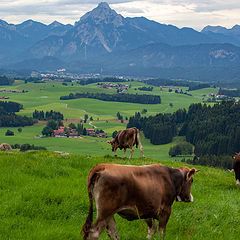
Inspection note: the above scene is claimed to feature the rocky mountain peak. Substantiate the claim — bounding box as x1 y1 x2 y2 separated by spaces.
49 21 63 28
77 2 124 26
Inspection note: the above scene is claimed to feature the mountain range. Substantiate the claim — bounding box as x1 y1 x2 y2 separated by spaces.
1 2 240 81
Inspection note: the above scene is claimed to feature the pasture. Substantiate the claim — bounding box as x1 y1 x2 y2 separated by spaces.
0 151 240 240
0 80 218 157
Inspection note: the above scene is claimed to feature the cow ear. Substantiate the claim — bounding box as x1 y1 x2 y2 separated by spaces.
107 141 111 144
187 168 196 180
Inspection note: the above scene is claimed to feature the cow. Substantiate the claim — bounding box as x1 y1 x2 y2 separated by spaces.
81 163 198 240
0 143 12 151
107 127 144 159
231 153 240 185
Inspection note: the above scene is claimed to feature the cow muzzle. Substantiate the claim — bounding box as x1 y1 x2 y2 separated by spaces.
176 194 194 202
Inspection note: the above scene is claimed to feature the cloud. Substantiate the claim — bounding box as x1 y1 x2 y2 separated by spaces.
0 0 239 30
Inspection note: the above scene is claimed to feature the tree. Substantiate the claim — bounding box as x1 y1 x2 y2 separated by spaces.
68 123 76 129
112 130 118 138
84 114 88 123
5 130 14 136
42 126 53 136
169 142 194 157
46 120 58 130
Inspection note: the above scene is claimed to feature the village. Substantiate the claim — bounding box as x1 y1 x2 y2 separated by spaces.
0 89 25 99
97 82 129 93
53 126 107 138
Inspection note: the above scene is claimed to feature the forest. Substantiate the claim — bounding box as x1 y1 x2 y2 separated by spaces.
218 89 240 97
0 76 14 85
77 77 128 85
144 78 211 90
0 101 36 127
0 101 23 112
60 92 161 104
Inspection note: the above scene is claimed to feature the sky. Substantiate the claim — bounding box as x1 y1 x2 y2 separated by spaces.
0 0 240 31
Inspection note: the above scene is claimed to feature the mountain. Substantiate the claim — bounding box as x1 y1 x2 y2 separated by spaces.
25 2 228 61
15 20 72 44
1 2 240 81
201 25 240 46
0 20 29 62
0 19 72 64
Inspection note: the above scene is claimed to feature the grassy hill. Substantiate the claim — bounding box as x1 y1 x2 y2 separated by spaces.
1 151 239 240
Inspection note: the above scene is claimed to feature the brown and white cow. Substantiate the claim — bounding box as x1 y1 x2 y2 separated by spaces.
107 127 144 159
81 163 198 240
231 153 240 185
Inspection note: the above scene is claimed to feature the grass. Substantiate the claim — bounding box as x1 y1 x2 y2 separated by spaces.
0 151 240 240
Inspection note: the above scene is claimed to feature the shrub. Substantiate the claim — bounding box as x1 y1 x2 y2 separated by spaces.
169 142 194 157
20 144 47 152
5 130 14 136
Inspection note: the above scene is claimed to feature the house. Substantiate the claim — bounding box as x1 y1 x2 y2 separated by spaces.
86 128 96 136
53 126 66 137
96 132 107 138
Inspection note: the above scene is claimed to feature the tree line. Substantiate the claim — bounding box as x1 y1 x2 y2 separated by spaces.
144 78 211 91
33 110 64 121
77 77 128 85
60 92 161 104
0 76 14 85
218 89 240 97
138 86 153 91
0 101 36 127
0 101 23 112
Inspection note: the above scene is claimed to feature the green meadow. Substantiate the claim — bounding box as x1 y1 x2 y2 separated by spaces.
0 80 218 158
1 81 238 239
1 151 240 240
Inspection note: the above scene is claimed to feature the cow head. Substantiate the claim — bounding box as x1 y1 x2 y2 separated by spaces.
107 139 119 153
176 167 198 202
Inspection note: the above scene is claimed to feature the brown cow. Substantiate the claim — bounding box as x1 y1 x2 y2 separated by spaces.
0 143 12 151
231 153 240 185
107 127 144 159
82 163 198 239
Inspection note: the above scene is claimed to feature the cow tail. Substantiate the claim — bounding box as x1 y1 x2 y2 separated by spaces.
81 172 97 240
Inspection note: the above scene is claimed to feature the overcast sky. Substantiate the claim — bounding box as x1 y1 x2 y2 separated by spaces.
1 0 239 31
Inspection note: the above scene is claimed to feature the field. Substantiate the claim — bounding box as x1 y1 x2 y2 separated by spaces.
0 80 218 159
1 81 238 239
1 151 240 240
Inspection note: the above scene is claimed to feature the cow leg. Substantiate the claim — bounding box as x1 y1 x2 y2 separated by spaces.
88 217 107 240
123 148 126 158
140 145 144 158
106 216 119 240
158 208 171 239
145 218 157 239
129 147 134 159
